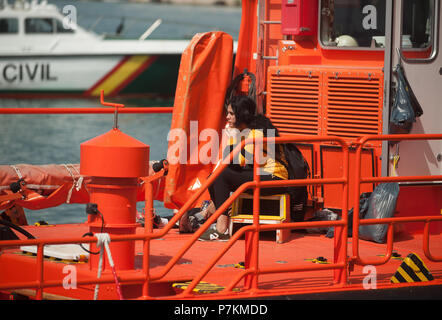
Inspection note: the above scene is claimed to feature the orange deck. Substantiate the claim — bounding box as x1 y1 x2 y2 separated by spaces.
1 222 441 300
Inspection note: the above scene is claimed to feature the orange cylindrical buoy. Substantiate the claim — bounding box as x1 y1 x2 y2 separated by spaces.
80 128 149 271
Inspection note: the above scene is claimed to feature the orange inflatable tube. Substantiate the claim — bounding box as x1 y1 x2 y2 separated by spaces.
0 162 165 213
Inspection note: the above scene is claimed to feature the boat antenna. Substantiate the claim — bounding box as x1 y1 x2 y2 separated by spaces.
100 90 125 129
139 19 162 40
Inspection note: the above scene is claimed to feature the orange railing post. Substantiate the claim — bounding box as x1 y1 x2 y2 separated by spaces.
36 243 44 300
143 177 153 299
140 164 169 299
333 138 349 286
244 136 262 290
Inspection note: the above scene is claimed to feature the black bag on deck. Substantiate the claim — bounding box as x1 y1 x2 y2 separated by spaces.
390 64 423 134
283 143 310 222
325 192 371 238
326 184 398 243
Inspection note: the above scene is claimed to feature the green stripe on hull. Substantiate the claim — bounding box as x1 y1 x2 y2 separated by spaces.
120 55 181 96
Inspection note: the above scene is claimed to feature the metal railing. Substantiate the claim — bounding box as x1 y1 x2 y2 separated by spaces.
157 135 350 298
351 134 442 266
0 133 441 299
0 107 174 114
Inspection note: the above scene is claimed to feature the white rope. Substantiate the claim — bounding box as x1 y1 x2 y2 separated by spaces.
62 164 76 204
62 164 84 204
93 233 123 300
68 164 84 192
93 233 109 300
10 165 23 179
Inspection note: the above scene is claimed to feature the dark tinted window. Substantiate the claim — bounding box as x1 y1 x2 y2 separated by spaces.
25 18 53 33
321 0 386 48
0 18 18 34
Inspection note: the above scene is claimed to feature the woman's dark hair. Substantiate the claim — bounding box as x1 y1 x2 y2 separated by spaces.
227 96 293 173
250 113 280 137
228 95 256 127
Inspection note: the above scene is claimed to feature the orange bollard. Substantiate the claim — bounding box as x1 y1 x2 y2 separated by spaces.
80 127 149 271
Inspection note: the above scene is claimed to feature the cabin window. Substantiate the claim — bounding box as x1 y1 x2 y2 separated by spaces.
400 0 437 61
25 18 53 33
320 0 386 48
55 19 74 33
0 18 18 34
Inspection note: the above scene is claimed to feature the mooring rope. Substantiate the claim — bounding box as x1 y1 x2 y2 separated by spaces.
93 233 124 300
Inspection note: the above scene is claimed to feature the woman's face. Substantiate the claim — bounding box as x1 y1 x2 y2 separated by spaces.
226 104 236 128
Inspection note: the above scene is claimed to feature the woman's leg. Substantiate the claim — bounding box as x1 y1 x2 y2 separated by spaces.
199 201 215 220
208 167 288 234
208 167 253 233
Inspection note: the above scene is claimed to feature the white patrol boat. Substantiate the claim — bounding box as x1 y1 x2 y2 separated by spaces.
0 0 189 98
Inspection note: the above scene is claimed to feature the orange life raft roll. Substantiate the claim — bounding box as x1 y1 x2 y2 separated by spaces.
0 162 165 214
164 31 234 209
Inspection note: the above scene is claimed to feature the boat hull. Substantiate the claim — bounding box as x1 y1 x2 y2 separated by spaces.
1 224 441 300
0 54 181 98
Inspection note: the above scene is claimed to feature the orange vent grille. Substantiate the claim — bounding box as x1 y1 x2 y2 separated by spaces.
324 71 383 139
267 67 383 142
267 70 320 135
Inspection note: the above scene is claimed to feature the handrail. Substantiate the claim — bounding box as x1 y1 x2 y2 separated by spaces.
1 133 441 299
0 136 252 296
0 107 174 114
166 135 350 296
0 134 350 299
352 134 442 266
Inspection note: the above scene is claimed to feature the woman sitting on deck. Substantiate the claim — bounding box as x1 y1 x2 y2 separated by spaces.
198 96 294 241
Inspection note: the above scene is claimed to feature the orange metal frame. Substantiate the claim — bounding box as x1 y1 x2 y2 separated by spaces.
1 131 441 299
0 107 173 115
351 134 442 267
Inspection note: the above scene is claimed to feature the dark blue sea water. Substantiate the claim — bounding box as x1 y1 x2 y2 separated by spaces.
0 0 241 224
51 0 241 40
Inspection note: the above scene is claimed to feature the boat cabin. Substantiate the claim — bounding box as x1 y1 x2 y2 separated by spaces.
0 0 98 53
